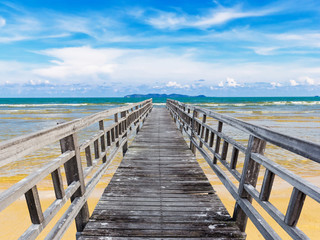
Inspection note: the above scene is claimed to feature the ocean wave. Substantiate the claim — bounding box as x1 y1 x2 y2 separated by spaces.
198 101 320 107
259 101 320 106
0 103 89 107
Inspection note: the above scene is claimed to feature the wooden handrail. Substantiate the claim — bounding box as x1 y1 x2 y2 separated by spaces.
167 99 320 240
0 99 153 240
0 99 152 168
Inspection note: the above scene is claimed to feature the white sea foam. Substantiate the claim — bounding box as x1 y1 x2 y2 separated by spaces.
0 103 89 107
198 101 320 107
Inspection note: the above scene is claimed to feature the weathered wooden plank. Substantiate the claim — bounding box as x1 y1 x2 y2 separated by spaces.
80 108 244 239
259 169 275 201
235 136 266 232
60 134 89 232
213 121 223 163
51 168 65 199
285 188 306 227
25 186 44 224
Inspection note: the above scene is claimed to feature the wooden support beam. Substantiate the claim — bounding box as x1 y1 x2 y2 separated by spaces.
99 120 106 163
234 135 266 232
51 168 65 199
85 146 92 167
190 110 198 154
213 121 223 164
259 169 275 201
93 139 100 160
209 131 214 147
199 114 207 148
230 147 239 169
106 130 111 147
285 187 306 227
111 128 115 142
60 134 89 232
25 186 44 224
204 128 209 143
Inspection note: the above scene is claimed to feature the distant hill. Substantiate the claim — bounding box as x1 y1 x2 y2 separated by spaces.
124 93 206 98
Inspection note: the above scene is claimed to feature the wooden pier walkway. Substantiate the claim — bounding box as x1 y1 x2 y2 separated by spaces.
1 99 319 240
79 108 245 239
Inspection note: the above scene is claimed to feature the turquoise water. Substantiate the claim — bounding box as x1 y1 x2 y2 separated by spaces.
0 96 318 104
0 96 319 142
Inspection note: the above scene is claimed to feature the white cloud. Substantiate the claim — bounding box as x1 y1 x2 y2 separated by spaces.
290 79 299 86
28 79 50 85
226 77 240 87
218 81 224 87
146 13 186 30
270 82 282 87
146 5 280 30
0 17 6 27
192 7 277 28
302 76 316 85
250 47 279 55
2 46 320 90
33 46 120 81
166 81 190 88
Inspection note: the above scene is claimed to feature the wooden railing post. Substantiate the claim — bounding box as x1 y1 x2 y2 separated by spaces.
233 135 266 232
51 168 65 199
186 108 191 131
121 111 128 156
99 120 106 163
199 114 207 148
213 121 223 164
285 187 306 227
60 134 89 232
190 110 198 154
114 113 119 147
25 186 44 224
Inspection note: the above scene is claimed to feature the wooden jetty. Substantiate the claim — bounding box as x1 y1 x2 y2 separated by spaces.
79 108 244 239
0 98 319 240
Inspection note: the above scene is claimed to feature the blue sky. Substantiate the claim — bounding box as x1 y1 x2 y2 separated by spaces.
0 0 320 97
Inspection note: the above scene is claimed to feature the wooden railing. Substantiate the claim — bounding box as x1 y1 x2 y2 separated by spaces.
167 99 320 240
0 99 153 240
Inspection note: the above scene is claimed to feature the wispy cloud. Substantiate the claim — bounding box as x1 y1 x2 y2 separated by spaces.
0 16 5 27
145 5 281 30
250 47 279 55
0 3 118 44
192 6 279 28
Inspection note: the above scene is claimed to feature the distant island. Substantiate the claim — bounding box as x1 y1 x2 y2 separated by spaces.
124 93 206 98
